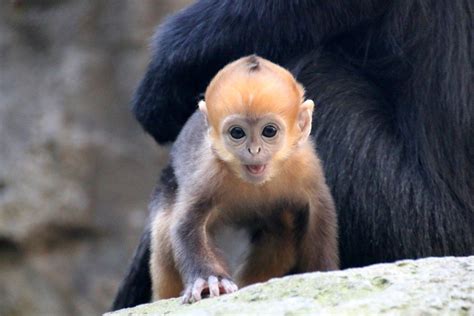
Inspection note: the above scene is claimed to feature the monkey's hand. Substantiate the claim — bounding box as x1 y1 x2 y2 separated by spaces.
182 276 238 304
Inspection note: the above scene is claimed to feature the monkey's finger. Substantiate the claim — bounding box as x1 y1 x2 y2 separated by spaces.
182 287 193 304
208 276 220 297
231 283 239 292
191 277 207 302
220 278 238 294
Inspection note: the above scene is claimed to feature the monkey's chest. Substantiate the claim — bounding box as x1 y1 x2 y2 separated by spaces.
212 225 252 276
207 201 308 278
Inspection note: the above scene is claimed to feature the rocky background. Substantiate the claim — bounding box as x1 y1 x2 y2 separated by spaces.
0 1 191 315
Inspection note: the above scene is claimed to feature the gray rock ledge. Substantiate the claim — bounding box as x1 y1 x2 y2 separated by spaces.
106 256 474 315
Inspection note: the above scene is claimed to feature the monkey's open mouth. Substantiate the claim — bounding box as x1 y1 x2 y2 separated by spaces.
245 164 266 175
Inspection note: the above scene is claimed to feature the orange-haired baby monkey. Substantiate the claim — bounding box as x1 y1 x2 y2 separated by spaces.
150 55 339 303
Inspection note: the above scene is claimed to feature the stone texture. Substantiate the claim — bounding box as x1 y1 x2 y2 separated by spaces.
0 1 191 315
107 256 474 316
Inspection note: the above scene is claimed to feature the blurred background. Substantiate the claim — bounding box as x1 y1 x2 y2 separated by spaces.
0 1 192 315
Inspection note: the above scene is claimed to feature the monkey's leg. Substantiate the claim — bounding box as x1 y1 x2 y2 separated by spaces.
297 187 339 271
171 200 238 303
150 210 184 300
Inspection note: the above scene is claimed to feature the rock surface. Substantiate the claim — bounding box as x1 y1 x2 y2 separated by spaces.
107 256 474 315
0 1 190 315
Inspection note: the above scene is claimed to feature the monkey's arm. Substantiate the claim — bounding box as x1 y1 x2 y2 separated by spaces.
170 195 237 303
133 0 386 143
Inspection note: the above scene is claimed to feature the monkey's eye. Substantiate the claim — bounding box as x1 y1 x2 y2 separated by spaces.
229 126 246 139
262 125 278 138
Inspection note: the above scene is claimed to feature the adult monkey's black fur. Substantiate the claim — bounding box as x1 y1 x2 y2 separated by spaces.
111 0 473 310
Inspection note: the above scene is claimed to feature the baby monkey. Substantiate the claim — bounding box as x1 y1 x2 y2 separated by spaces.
150 55 339 303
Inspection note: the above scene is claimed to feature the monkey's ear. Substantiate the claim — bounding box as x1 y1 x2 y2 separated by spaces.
198 100 209 125
297 99 314 145
198 100 208 115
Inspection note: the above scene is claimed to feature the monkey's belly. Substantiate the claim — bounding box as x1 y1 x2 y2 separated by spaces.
212 225 252 276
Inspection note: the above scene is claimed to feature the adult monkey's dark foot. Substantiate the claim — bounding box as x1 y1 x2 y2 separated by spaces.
110 227 152 311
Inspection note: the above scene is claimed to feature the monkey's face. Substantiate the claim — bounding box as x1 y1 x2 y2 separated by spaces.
217 113 288 184
200 56 315 184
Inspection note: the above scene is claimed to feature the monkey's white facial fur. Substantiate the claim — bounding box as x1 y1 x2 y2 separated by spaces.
220 114 287 184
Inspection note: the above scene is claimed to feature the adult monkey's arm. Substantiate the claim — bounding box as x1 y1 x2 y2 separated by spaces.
132 0 385 143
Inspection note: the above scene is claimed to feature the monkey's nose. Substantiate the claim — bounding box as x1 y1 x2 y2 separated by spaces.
248 146 261 155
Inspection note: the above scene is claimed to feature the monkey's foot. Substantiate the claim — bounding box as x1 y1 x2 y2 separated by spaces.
182 276 238 304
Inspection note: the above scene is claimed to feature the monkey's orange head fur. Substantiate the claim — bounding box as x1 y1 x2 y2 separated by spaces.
203 55 304 132
199 55 314 184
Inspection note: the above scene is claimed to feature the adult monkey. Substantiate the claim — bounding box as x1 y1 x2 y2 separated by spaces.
112 0 473 310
